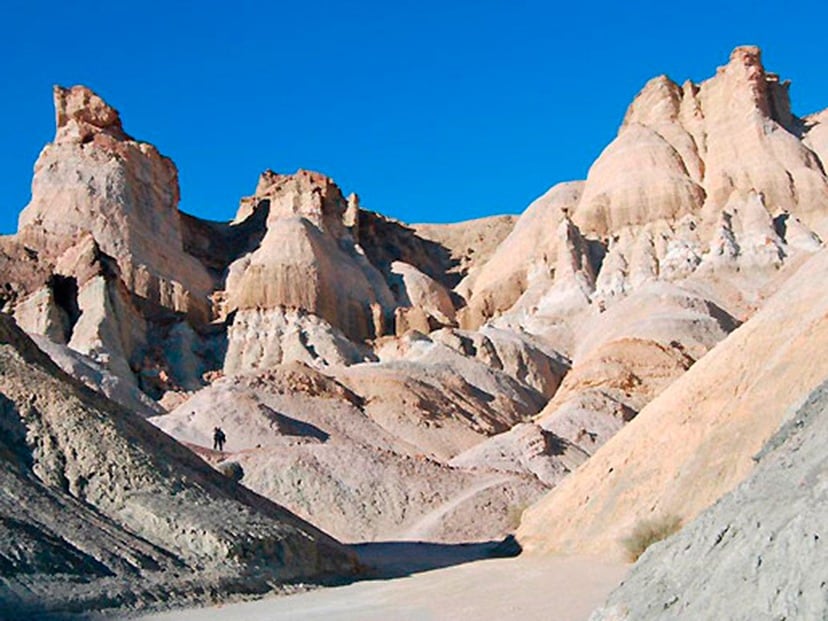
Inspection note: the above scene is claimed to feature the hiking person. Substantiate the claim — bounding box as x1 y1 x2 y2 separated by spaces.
213 426 226 452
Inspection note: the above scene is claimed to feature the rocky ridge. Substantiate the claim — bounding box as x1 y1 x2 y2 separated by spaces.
517 246 828 559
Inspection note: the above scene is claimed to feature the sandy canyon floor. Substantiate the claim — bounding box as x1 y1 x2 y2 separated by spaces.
132 549 627 621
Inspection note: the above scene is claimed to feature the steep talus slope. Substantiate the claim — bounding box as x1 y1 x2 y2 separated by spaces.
0 314 355 615
517 247 828 559
591 379 828 621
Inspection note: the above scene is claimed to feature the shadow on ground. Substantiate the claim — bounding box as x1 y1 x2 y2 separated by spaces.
0 601 88 621
350 535 522 580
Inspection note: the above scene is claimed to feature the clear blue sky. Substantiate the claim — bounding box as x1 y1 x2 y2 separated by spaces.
2 0 827 234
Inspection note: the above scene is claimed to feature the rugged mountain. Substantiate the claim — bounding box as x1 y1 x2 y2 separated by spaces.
464 46 827 336
0 314 355 616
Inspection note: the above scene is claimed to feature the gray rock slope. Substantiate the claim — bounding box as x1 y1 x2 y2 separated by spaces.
0 314 356 617
591 380 828 621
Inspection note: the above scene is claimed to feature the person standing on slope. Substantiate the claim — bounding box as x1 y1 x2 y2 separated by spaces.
213 426 226 452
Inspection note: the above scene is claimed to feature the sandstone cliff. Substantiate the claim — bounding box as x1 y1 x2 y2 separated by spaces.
18 86 214 321
463 46 827 333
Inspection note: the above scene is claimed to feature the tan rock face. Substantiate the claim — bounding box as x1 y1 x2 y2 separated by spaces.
412 214 517 286
458 182 583 329
464 47 827 339
18 86 214 322
389 261 457 326
573 46 828 239
225 170 395 344
53 85 127 142
803 108 828 165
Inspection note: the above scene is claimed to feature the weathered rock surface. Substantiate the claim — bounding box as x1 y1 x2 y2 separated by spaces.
517 247 828 559
0 314 355 616
224 307 374 375
17 86 214 322
151 365 547 543
29 333 163 418
591 379 828 621
458 182 583 329
534 282 737 452
224 171 395 343
4 45 828 618
449 423 589 486
389 260 457 327
463 47 827 334
574 46 828 238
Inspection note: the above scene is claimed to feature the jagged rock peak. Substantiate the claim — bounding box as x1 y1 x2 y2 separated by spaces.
17 84 215 327
53 84 130 143
254 168 332 195
623 46 794 132
236 168 356 240
716 45 793 126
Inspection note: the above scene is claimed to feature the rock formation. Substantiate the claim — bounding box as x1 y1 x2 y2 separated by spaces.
150 363 547 543
0 314 355 616
4 45 828 617
517 247 828 559
463 46 828 334
591 379 828 620
18 86 214 321
224 170 396 342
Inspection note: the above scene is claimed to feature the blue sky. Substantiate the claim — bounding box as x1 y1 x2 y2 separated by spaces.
2 0 827 234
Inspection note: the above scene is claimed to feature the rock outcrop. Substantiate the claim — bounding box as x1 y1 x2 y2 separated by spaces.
575 46 828 238
591 379 828 620
151 363 547 543
457 182 583 329
0 314 355 616
18 86 214 322
517 247 828 559
4 46 828 618
224 170 395 343
463 47 827 333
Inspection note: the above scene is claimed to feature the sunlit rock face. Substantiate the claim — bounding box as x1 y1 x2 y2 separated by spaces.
574 46 828 238
462 46 828 337
224 169 396 344
18 85 214 322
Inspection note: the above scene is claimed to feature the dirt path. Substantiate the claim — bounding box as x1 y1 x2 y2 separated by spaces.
398 474 512 540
